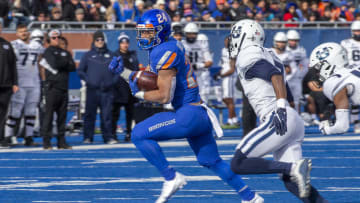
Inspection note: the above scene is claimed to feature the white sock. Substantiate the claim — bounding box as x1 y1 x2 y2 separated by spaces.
227 118 233 125
311 114 317 120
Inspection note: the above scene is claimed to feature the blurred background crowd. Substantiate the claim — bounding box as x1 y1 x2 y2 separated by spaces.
1 0 360 29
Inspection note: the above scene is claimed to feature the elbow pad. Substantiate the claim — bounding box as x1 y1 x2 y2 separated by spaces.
326 109 350 134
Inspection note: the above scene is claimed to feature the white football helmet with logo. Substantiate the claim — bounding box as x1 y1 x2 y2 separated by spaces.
229 19 265 58
309 42 348 82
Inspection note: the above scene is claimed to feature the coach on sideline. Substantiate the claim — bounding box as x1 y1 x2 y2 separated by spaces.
77 31 119 144
41 29 75 150
0 23 18 148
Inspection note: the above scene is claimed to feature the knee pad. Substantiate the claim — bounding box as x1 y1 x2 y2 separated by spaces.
25 115 36 127
230 149 247 173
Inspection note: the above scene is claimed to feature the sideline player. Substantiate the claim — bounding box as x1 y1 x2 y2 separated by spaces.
286 30 308 112
109 9 264 203
182 22 213 103
229 19 328 202
340 21 360 133
309 42 360 135
4 25 44 146
213 36 239 128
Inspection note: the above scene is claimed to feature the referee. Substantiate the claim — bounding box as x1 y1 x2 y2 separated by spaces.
41 29 76 150
0 23 18 147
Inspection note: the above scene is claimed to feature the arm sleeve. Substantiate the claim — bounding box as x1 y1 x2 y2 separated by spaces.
77 54 89 82
324 109 350 134
245 59 282 81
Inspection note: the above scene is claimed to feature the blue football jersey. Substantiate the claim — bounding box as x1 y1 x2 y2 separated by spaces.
149 38 200 109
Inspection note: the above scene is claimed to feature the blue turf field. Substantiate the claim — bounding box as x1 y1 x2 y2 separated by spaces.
1 124 360 202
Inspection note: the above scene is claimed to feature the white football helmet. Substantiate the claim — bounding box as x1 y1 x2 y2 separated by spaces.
351 20 360 41
309 42 348 82
229 19 265 58
184 22 199 34
286 30 300 40
30 29 44 44
273 31 287 50
30 29 44 39
184 22 199 43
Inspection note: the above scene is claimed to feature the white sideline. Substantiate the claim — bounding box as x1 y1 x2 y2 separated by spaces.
0 135 360 153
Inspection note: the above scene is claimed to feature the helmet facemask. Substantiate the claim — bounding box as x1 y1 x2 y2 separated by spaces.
136 25 162 49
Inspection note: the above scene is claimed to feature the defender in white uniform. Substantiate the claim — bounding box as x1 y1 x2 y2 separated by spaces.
229 20 328 202
182 23 213 103
286 30 308 112
217 36 238 126
309 42 360 135
5 26 44 146
340 21 360 133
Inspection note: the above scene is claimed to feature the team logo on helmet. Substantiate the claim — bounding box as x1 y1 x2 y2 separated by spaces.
316 47 331 61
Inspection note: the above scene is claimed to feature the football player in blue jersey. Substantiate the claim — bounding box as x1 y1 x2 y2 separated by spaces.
109 9 264 203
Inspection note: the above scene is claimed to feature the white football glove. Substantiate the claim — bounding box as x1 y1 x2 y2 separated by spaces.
319 120 330 135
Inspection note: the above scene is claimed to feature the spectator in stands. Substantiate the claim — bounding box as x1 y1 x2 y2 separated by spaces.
77 31 118 144
105 6 116 29
228 0 247 21
9 0 30 29
74 8 85 22
254 10 264 21
267 0 282 21
172 10 182 22
212 0 230 21
0 0 10 27
155 0 166 10
310 1 320 20
41 29 75 150
338 1 354 21
201 10 215 22
182 0 193 17
166 0 179 19
320 6 336 22
283 2 299 27
50 7 62 21
63 0 87 21
194 0 208 17
0 23 18 148
112 33 139 142
254 0 266 14
113 0 135 23
134 0 145 22
182 10 194 22
32 0 50 18
298 1 311 21
318 0 332 17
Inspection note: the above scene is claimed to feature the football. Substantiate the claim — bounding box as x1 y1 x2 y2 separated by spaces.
131 71 158 91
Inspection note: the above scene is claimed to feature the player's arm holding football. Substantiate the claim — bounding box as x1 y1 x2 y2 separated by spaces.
320 87 350 134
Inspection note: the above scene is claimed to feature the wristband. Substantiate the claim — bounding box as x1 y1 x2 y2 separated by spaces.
276 98 287 109
120 69 132 82
134 91 145 100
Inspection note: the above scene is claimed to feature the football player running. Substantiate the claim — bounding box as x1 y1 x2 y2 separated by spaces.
4 26 44 146
340 21 360 133
229 19 328 202
109 9 263 203
182 22 213 103
310 42 360 136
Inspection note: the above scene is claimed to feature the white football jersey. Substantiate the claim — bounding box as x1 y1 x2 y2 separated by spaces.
182 33 212 66
219 47 231 74
286 45 308 79
11 39 44 87
271 48 298 82
323 67 360 106
236 45 285 120
341 38 360 67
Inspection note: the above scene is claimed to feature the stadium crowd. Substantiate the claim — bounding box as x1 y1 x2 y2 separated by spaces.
1 0 360 28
